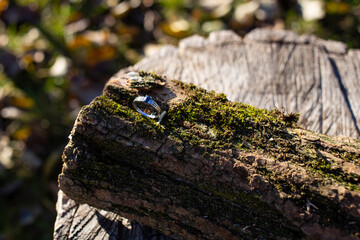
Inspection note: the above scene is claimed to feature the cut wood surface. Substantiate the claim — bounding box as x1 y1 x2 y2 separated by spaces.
54 190 171 240
54 29 360 240
133 28 360 139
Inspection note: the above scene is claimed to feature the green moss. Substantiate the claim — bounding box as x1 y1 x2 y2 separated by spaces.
299 145 360 191
163 80 298 150
327 148 360 166
91 94 164 136
138 70 164 80
130 70 166 88
253 166 359 232
103 84 137 105
98 75 359 191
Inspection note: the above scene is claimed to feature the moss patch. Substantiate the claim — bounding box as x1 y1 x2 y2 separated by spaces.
130 70 166 89
163 80 298 149
90 94 164 136
99 74 359 191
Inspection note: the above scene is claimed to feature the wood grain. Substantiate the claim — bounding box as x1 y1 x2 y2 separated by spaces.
54 190 172 240
131 29 360 138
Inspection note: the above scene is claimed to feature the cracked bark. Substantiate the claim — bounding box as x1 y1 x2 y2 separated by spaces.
57 69 360 239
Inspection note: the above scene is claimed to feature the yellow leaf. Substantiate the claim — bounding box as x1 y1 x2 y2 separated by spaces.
21 53 33 65
86 45 117 66
67 34 92 50
10 96 35 109
0 0 9 14
161 20 192 39
13 126 31 140
326 2 349 15
20 53 35 71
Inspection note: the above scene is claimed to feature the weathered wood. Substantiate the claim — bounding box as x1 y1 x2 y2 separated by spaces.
54 29 360 240
54 190 171 240
58 69 360 239
131 29 360 139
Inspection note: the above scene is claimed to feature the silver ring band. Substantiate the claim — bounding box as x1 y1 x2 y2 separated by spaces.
133 95 161 119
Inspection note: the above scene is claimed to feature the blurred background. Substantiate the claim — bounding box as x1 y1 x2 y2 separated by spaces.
0 0 359 239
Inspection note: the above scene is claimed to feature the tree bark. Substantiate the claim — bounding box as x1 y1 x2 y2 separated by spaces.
58 70 360 239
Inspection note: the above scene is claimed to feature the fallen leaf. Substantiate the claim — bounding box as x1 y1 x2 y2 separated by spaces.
0 0 9 14
86 45 117 66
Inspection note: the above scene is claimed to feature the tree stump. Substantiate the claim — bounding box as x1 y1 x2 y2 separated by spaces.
54 29 360 240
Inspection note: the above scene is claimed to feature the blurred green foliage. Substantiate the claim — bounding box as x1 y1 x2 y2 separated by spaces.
0 0 358 239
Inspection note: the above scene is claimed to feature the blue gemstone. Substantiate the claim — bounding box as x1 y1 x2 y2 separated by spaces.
145 95 151 103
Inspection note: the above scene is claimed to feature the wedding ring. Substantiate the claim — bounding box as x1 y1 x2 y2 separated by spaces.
133 95 161 119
